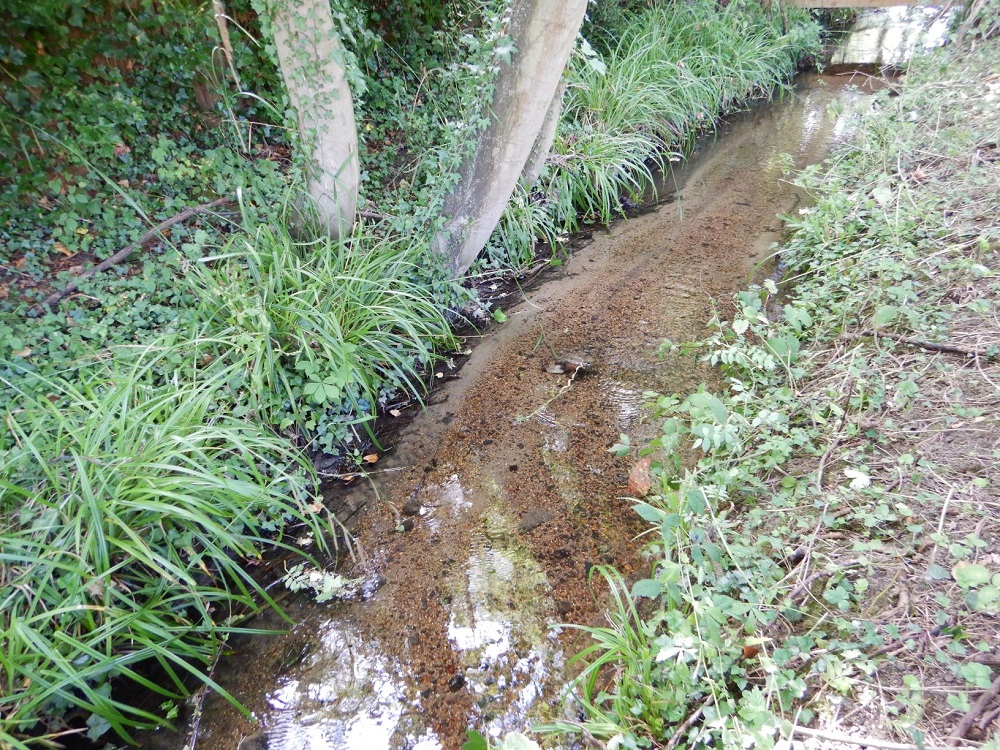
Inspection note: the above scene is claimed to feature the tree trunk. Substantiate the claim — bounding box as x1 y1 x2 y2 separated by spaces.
269 0 359 239
522 80 566 186
433 0 588 275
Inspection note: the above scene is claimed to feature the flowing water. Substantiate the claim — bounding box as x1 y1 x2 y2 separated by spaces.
138 15 949 749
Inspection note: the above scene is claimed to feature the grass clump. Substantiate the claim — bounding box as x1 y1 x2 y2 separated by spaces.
0 352 330 746
187 208 459 453
482 0 821 268
547 31 1000 750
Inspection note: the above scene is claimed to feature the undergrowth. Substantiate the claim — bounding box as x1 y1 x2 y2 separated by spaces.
1 0 823 744
547 30 1000 750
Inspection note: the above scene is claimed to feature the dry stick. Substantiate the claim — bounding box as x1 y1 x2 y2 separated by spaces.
947 674 1000 747
30 196 234 315
841 330 996 360
664 696 711 750
787 724 977 750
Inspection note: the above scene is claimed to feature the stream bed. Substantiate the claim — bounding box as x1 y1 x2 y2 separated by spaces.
139 36 922 750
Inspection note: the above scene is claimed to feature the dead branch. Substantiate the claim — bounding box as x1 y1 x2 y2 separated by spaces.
665 696 711 750
29 196 234 315
947 674 1000 747
787 724 977 750
841 330 997 361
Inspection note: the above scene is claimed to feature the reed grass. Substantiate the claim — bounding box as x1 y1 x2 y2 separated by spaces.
485 0 820 267
0 352 328 745
186 205 458 444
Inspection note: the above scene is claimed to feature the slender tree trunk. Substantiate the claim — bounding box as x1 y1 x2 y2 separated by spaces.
522 80 566 186
269 0 359 239
433 0 588 275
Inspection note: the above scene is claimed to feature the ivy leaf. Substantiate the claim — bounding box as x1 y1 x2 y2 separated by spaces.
952 562 991 589
631 578 662 599
873 305 898 327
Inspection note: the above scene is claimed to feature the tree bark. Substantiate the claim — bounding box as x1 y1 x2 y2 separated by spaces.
269 0 359 239
522 79 566 186
433 0 588 275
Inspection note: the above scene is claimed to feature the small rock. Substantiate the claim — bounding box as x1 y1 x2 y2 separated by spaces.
519 508 555 533
398 518 415 532
448 674 466 692
360 575 386 600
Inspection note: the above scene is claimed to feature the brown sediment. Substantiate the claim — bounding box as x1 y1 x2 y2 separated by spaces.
144 72 873 750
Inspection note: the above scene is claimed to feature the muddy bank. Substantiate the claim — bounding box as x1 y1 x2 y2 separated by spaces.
139 71 873 750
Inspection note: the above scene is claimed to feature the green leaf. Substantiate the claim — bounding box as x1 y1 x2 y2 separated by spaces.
631 578 662 599
952 562 991 589
958 661 993 689
873 305 898 327
462 731 488 750
633 502 664 523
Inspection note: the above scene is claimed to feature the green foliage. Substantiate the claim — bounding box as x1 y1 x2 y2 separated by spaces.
481 0 821 268
186 206 458 452
0 350 328 745
549 35 1000 750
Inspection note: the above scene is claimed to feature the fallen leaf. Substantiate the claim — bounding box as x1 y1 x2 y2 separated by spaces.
54 241 73 257
627 456 653 497
362 453 378 464
389 409 401 417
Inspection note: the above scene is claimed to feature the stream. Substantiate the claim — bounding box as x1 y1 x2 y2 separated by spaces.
138 13 944 750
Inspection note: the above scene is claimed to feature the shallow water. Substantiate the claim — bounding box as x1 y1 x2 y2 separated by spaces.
140 71 882 750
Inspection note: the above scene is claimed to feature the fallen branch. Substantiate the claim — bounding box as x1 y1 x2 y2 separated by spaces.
841 330 996 360
947 674 1000 747
786 724 977 750
29 196 234 315
665 696 711 750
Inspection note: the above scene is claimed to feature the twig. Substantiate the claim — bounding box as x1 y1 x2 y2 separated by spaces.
841 330 996 360
947 674 1000 746
665 696 711 750
212 0 242 90
815 376 854 491
29 196 234 315
786 724 977 750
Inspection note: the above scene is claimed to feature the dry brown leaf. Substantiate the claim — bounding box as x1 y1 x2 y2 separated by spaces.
363 453 379 464
627 455 653 497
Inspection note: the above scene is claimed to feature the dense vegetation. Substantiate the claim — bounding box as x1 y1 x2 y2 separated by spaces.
0 0 822 745
546 13 1000 750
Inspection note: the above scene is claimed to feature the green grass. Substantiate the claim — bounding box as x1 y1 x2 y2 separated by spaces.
185 203 459 453
0 350 330 746
482 0 821 267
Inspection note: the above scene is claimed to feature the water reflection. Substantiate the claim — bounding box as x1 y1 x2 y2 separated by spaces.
264 622 440 750
831 6 952 67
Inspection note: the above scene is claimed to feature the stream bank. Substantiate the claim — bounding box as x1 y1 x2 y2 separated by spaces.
137 68 880 750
